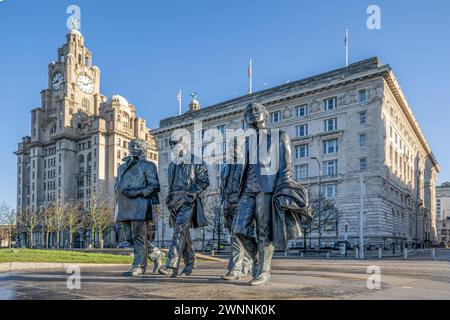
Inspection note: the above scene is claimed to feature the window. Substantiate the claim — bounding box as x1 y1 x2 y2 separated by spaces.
359 134 367 147
323 160 338 176
270 111 281 124
296 105 308 117
295 164 309 180
359 89 368 103
324 118 337 132
81 98 90 112
324 97 337 111
360 158 367 171
117 150 121 160
296 124 308 137
217 124 226 136
323 139 339 154
359 111 367 125
295 144 309 159
323 184 337 198
117 138 121 146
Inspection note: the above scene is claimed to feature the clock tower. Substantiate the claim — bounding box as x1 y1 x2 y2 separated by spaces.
42 29 106 136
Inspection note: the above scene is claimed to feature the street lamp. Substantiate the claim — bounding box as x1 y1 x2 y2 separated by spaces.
310 157 322 249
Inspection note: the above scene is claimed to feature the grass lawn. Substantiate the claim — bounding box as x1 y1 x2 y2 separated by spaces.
0 248 133 264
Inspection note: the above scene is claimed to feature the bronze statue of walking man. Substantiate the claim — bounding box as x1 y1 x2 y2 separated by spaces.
115 138 161 277
159 134 210 277
234 102 310 286
220 139 253 280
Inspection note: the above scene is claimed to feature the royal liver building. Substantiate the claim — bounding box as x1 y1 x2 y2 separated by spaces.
15 30 157 247
153 58 439 249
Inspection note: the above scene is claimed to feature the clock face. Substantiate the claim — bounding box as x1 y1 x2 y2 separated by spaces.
51 72 64 91
76 74 95 94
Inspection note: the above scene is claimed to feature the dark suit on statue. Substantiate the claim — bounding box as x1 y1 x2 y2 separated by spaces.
165 155 210 272
115 155 160 272
233 129 292 279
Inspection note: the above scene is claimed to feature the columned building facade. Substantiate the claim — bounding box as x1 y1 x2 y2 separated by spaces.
436 183 450 247
152 58 439 249
15 30 157 248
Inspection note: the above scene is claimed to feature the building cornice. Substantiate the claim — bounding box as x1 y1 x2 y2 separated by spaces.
382 71 440 172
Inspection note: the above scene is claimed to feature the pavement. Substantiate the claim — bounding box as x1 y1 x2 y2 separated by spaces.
1 249 449 300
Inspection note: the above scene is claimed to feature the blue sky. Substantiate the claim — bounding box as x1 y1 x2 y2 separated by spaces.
1 0 449 207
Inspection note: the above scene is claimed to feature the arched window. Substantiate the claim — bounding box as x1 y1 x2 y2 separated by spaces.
123 113 130 128
87 152 92 163
51 124 57 134
82 98 90 112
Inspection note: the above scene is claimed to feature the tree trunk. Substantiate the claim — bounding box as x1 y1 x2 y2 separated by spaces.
9 225 13 249
56 229 60 249
29 232 33 249
99 231 104 249
91 225 95 248
69 229 73 249
45 232 49 249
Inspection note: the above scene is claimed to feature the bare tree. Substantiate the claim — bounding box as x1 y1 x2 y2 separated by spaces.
0 203 17 248
20 207 40 248
300 197 340 251
64 204 84 249
87 196 114 249
42 206 56 249
47 203 67 249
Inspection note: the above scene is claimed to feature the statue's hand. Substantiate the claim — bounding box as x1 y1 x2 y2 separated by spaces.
122 189 142 199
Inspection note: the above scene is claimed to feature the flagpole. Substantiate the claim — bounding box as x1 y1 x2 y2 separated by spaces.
178 90 182 115
249 59 253 94
345 29 349 67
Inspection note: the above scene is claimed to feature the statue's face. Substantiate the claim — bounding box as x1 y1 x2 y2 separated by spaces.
245 105 266 128
129 143 141 158
170 139 186 157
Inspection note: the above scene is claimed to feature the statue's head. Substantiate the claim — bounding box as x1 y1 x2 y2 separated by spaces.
244 102 268 129
129 138 147 158
169 133 190 158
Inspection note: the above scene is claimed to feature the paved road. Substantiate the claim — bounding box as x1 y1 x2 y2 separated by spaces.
1 250 449 300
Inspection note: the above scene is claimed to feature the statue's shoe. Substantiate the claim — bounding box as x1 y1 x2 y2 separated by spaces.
158 267 178 278
249 273 270 286
222 270 242 281
180 265 194 276
123 268 145 277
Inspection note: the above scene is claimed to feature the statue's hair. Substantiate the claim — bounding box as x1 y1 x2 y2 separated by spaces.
244 102 269 124
129 138 147 155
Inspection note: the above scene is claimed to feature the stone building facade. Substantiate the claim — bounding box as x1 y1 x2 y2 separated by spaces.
436 182 450 247
152 57 439 249
15 30 157 248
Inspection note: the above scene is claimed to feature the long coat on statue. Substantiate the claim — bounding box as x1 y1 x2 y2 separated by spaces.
236 129 311 249
166 155 210 229
114 155 160 222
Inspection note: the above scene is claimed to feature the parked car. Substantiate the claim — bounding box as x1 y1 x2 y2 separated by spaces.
288 240 305 250
117 241 132 249
205 240 230 252
333 241 353 250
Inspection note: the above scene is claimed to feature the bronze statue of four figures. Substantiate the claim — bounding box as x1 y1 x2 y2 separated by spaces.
114 102 311 286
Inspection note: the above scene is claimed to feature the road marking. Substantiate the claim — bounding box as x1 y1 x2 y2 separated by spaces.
402 287 413 289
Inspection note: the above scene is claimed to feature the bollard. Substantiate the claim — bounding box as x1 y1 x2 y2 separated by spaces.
300 252 304 258
404 248 408 259
326 252 330 259
355 247 359 259
284 251 288 257
432 248 436 261
378 247 382 259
